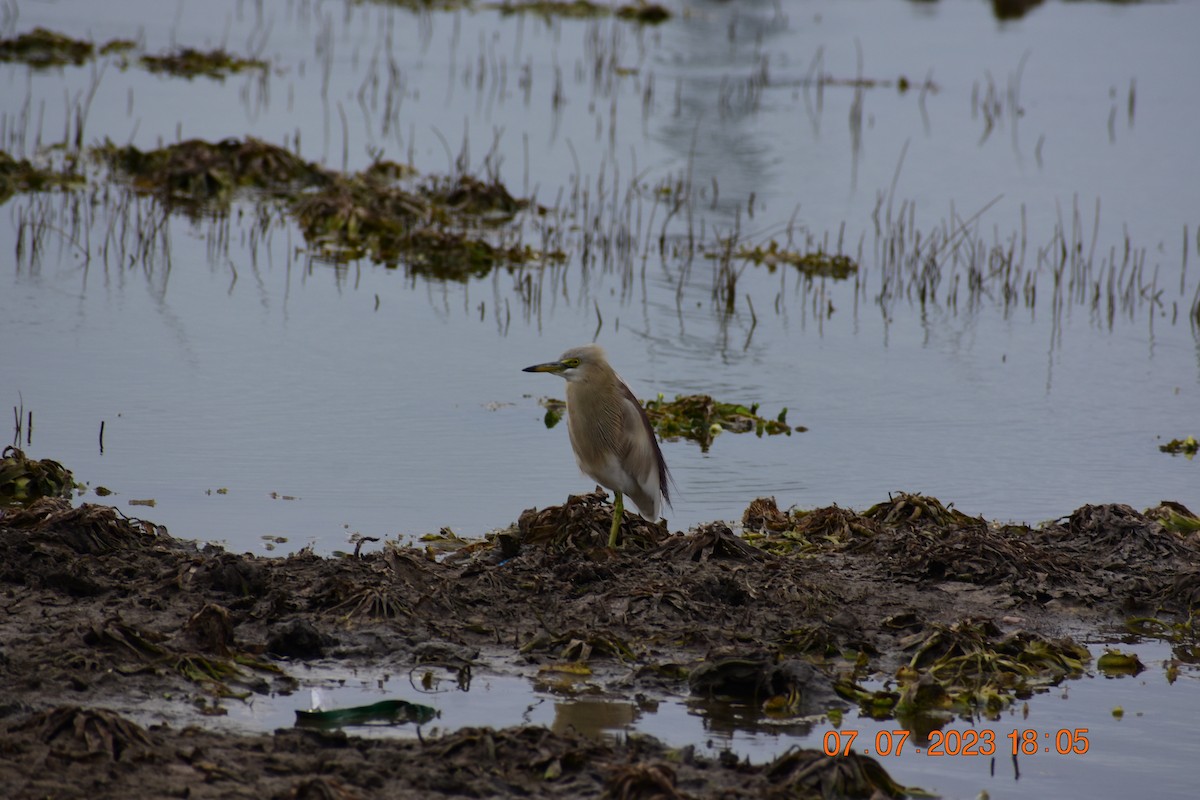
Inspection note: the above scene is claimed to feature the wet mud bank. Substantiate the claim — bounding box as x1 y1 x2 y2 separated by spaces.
1 493 1197 798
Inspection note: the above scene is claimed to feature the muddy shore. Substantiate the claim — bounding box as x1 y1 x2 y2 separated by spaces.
2 493 1197 798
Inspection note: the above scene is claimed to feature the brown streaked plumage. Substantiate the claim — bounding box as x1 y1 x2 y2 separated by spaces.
523 344 672 547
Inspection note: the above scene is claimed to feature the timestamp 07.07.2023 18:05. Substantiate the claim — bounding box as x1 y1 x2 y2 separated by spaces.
821 728 1091 758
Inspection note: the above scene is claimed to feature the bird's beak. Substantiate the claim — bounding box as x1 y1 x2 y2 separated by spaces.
522 360 564 373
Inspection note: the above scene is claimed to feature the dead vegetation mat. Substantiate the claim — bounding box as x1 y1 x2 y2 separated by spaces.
1 491 1198 798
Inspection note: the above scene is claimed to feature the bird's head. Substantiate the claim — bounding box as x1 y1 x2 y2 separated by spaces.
522 344 607 384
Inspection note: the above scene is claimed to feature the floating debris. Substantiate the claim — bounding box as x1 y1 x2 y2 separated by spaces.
1096 648 1146 677
295 699 438 729
1144 500 1200 534
0 27 93 68
140 47 268 80
0 446 75 505
644 394 796 452
1159 435 1198 459
537 397 567 429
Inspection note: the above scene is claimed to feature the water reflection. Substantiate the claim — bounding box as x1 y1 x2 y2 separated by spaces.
551 698 640 739
687 695 819 741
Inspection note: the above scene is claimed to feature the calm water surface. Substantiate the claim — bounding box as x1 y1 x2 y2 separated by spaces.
2 0 1195 550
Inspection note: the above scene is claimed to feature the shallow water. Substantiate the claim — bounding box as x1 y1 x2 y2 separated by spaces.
185 639 1195 800
3 0 1198 553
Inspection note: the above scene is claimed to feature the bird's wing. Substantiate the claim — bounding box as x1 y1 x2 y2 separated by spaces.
617 380 672 517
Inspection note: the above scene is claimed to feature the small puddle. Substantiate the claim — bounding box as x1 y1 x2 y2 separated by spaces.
162 639 1195 798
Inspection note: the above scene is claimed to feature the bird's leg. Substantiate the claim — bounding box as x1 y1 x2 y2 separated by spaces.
608 491 624 548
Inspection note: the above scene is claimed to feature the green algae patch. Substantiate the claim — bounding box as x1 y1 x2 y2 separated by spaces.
837 618 1090 721
295 169 552 276
99 39 138 56
141 48 268 80
97 137 328 210
0 151 85 204
493 1 611 21
537 397 567 429
727 241 858 279
1159 435 1198 459
616 2 671 24
0 446 76 505
96 136 553 275
491 0 671 24
0 30 266 77
644 394 796 452
0 27 94 68
361 0 474 11
1096 648 1146 677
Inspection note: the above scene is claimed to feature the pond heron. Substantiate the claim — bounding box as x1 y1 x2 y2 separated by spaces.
523 344 672 547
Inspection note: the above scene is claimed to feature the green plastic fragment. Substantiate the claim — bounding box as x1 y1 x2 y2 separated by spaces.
294 699 439 729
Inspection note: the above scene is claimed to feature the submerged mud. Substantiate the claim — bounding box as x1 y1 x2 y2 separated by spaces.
1 493 1197 798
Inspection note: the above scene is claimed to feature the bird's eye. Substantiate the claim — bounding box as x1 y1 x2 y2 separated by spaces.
563 358 581 368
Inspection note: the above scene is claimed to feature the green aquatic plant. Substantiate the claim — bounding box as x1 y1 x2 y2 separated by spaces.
0 151 85 203
1159 435 1198 459
295 169 550 274
0 446 76 505
140 47 269 80
491 0 670 24
99 39 138 56
615 2 670 24
837 618 1090 721
0 28 94 68
725 240 859 279
98 136 553 272
1144 500 1200 533
1095 648 1146 677
97 137 328 208
644 394 795 452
